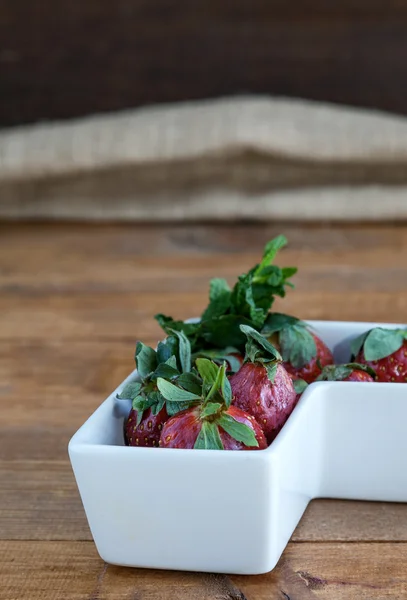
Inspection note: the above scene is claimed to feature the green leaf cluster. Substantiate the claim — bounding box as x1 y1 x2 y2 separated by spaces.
155 235 296 353
351 327 407 362
117 333 194 423
262 312 317 369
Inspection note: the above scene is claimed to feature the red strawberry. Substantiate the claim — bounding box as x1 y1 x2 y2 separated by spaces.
220 405 266 450
230 325 297 443
125 406 168 447
316 363 376 383
262 313 334 383
118 335 192 448
341 370 374 382
157 359 266 450
160 404 267 450
352 327 407 383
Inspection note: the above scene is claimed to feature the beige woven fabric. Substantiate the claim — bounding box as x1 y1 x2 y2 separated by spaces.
1 96 407 221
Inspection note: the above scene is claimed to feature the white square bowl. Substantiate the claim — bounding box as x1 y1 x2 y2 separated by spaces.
69 320 407 575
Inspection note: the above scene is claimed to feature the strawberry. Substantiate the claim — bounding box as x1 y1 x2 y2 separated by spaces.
119 331 202 447
316 363 376 382
125 405 168 447
157 359 266 450
160 405 266 450
351 327 407 383
261 313 334 383
229 325 297 443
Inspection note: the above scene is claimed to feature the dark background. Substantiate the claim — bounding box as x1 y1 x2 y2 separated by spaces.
1 0 407 128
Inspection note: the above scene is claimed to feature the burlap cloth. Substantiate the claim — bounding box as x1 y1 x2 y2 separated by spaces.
1 96 407 221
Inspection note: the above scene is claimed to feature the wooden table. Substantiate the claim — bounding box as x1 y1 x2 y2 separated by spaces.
1 222 407 599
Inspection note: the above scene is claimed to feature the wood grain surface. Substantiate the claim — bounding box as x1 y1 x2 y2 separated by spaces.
1 222 407 599
2 1 407 126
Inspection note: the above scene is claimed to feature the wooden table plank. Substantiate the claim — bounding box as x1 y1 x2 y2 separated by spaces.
1 243 407 296
1 223 407 289
1 222 407 256
0 461 92 541
1 540 407 600
234 542 407 600
0 290 406 342
0 339 134 428
292 499 407 542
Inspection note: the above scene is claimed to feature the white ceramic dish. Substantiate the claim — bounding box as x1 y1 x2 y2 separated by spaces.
69 320 407 575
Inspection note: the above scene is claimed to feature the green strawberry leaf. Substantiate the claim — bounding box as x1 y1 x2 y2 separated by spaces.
149 392 166 416
135 342 158 379
261 312 302 335
222 374 232 407
244 284 266 328
200 314 254 349
169 329 192 373
254 235 288 276
205 362 226 402
250 281 284 315
155 236 297 353
193 348 242 373
240 324 282 361
221 353 242 373
279 324 317 369
165 355 178 369
131 395 148 412
253 265 283 287
196 359 232 406
131 396 148 426
316 362 377 381
293 378 308 394
200 402 222 419
155 314 201 342
156 336 178 365
131 391 165 425
363 328 405 361
350 331 370 360
282 266 298 280
175 372 203 395
344 362 377 378
217 414 259 448
117 381 142 400
194 421 224 450
166 400 196 417
193 426 207 449
156 378 201 402
265 362 278 383
230 275 268 329
229 273 250 317
229 236 296 330
152 363 180 379
201 278 232 321
195 358 219 386
205 422 224 449
316 365 353 382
